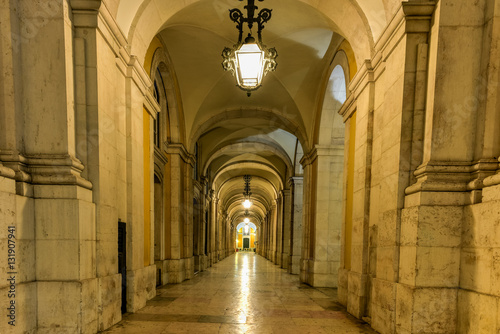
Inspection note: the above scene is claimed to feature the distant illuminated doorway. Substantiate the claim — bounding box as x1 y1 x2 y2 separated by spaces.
236 221 257 251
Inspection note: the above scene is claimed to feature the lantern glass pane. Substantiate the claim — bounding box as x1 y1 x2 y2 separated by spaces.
235 43 265 88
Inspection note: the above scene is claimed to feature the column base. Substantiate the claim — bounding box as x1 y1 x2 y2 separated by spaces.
281 253 289 269
338 268 349 306
154 260 169 286
370 278 396 334
275 252 282 266
166 258 195 283
0 282 37 333
208 252 217 266
347 271 368 318
193 254 208 272
184 256 194 279
37 279 99 334
98 274 122 331
300 258 312 285
289 255 301 275
127 265 156 312
456 289 500 333
396 284 457 334
300 259 338 287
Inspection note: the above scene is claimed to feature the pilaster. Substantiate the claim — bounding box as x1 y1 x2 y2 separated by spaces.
288 177 303 275
300 145 344 287
275 194 283 266
164 143 195 282
281 189 291 270
395 1 487 333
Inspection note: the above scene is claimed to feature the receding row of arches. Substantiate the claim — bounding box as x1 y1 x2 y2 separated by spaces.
144 29 352 287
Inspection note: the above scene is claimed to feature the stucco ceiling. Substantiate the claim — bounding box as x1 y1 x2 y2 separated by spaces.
107 0 394 226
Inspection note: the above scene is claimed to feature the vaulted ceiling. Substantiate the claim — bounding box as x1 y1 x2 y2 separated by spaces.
105 0 399 227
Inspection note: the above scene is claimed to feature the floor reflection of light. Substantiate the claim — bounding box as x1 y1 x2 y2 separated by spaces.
238 253 250 323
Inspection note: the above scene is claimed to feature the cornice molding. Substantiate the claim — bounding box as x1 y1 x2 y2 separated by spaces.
166 143 195 166
300 145 344 167
144 90 161 117
338 93 356 122
154 146 168 166
406 159 498 196
374 1 435 56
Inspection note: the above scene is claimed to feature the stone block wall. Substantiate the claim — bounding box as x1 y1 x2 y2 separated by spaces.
338 1 500 333
457 183 500 333
0 172 37 334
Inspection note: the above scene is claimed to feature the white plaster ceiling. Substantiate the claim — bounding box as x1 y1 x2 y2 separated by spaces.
108 0 397 225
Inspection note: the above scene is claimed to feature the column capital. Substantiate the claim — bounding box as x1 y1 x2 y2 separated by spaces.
2 154 92 189
406 159 499 205
70 0 102 10
166 143 196 166
288 176 304 187
300 145 344 167
374 1 436 55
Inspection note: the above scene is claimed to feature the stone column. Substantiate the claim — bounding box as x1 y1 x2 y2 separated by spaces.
265 213 271 259
271 202 278 262
0 164 36 333
4 1 103 332
0 1 37 333
281 189 291 269
396 2 486 333
192 191 201 272
299 146 344 287
275 194 283 266
210 195 217 265
184 162 194 280
289 177 303 275
258 215 266 257
221 216 227 259
164 144 193 283
300 162 313 284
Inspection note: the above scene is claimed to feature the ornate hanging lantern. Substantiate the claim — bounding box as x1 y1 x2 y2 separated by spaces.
222 0 278 96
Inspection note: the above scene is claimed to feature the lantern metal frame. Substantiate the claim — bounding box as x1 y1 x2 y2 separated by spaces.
222 0 278 96
242 174 253 208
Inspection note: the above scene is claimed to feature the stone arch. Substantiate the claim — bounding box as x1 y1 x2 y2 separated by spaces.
202 140 294 179
190 107 310 153
115 0 387 68
299 48 351 287
316 50 349 146
148 40 186 144
312 41 355 146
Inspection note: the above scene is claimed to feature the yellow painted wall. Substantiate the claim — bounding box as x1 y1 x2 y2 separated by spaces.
337 40 357 81
143 37 162 265
237 233 243 248
143 108 151 267
345 111 356 270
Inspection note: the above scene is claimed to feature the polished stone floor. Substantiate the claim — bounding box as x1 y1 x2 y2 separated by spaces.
103 253 377 333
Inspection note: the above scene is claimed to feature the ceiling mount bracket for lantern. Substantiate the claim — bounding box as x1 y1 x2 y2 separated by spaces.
221 0 278 97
